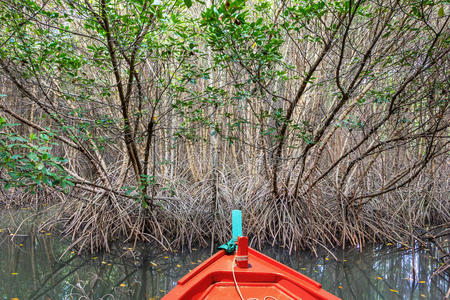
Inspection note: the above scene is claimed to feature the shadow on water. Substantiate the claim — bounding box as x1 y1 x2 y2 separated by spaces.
0 210 448 300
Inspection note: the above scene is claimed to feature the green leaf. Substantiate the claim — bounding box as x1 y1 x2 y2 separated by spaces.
184 0 192 8
27 152 39 162
65 179 75 186
438 6 445 18
411 6 421 18
37 146 52 153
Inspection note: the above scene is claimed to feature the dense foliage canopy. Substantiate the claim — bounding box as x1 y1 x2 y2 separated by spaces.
0 0 448 252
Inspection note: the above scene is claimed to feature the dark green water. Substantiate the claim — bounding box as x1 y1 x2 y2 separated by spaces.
0 210 448 300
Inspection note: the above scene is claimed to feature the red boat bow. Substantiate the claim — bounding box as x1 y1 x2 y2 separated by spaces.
163 239 340 300
163 210 340 299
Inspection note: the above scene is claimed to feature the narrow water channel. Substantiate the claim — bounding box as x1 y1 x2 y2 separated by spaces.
0 210 448 299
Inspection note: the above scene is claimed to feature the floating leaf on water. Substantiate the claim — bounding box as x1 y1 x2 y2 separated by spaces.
71 251 75 254
325 258 329 261
102 261 107 264
107 263 112 266
159 289 165 293
92 257 98 260
128 248 133 251
419 280 426 283
11 272 18 275
300 267 307 270
176 264 181 268
191 262 196 264
150 262 158 267
420 294 426 298
120 283 126 287
164 256 169 259
11 298 19 300
192 248 197 251
386 243 393 246
19 244 23 247
390 289 399 293
45 233 52 236
172 250 178 253
314 270 318 273
197 260 202 263
376 277 383 280
338 286 343 289
343 259 348 262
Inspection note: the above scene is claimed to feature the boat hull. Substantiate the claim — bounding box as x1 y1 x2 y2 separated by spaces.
163 247 341 300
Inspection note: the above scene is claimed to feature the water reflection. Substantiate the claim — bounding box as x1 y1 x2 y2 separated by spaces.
0 211 448 300
263 246 448 299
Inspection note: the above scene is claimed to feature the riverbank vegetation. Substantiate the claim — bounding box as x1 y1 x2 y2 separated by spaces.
0 0 448 271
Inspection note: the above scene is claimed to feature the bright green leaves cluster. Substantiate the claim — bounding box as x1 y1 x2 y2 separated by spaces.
0 117 73 192
199 0 290 143
283 0 326 25
0 1 83 80
201 0 283 74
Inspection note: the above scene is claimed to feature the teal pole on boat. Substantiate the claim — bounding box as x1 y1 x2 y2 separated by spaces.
218 210 242 254
232 210 242 243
